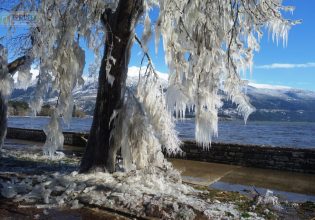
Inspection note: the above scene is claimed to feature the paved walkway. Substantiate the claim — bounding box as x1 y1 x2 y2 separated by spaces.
170 158 315 197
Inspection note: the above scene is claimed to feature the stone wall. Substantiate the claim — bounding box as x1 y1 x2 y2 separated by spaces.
6 127 88 147
178 141 315 174
6 127 315 174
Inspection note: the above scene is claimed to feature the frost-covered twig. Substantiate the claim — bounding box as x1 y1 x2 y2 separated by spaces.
134 35 158 79
80 136 88 143
7 55 30 75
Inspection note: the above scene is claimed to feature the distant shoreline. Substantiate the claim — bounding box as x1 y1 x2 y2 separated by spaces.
8 115 315 123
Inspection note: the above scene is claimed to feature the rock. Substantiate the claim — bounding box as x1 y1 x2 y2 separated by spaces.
1 185 17 198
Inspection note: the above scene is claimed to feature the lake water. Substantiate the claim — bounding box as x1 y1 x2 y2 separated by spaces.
7 116 315 149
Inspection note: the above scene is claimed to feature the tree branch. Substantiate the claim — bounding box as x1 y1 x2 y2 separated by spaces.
134 35 153 65
134 35 158 78
7 55 29 75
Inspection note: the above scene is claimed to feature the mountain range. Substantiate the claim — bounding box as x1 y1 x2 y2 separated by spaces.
10 66 315 122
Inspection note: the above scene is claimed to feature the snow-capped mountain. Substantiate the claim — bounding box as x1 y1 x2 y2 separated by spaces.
245 83 315 121
10 67 315 121
220 82 315 121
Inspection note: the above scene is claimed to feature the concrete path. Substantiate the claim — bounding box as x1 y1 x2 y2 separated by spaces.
170 158 315 196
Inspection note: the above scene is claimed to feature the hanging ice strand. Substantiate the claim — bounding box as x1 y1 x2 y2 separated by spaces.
160 0 295 147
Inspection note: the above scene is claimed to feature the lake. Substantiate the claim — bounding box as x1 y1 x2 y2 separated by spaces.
7 116 315 149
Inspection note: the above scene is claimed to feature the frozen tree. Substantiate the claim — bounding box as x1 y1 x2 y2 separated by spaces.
1 0 297 172
0 44 30 149
0 1 36 149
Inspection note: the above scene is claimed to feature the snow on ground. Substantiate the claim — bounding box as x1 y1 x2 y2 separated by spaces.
0 147 269 220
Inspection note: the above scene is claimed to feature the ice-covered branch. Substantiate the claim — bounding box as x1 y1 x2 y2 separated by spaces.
7 55 30 75
112 68 182 171
134 35 158 78
157 0 295 147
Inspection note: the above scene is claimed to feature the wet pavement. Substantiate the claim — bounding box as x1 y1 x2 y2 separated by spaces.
170 159 315 202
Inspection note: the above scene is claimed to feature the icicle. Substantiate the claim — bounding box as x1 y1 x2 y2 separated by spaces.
158 0 294 147
16 66 32 90
43 109 64 158
141 9 152 53
30 69 51 115
112 68 182 171
154 15 162 54
166 85 189 119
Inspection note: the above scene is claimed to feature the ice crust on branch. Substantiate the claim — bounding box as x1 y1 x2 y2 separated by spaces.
113 67 182 171
156 0 295 147
24 0 114 156
43 110 64 157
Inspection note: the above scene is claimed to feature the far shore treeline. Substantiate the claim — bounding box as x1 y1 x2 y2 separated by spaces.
8 101 85 118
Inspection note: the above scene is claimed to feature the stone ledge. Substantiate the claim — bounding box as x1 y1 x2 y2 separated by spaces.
6 127 315 174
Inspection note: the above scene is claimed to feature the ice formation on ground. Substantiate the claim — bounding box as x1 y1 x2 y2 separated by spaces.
0 169 243 219
257 190 282 211
0 148 270 219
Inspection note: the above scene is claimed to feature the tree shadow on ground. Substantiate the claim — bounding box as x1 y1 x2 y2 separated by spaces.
0 155 78 175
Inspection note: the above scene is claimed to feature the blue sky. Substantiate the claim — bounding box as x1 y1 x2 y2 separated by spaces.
248 0 315 91
1 0 314 91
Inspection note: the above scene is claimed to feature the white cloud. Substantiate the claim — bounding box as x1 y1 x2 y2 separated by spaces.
248 82 291 90
256 62 315 69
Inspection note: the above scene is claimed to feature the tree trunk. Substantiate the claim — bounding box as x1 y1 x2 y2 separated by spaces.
80 0 144 173
0 44 29 149
0 91 7 149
